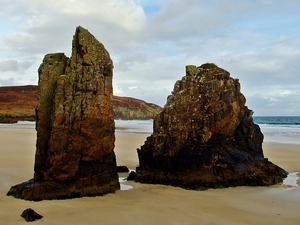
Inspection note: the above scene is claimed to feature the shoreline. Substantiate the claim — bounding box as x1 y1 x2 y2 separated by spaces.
1 125 300 224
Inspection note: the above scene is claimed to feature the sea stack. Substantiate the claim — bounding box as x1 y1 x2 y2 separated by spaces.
136 63 288 189
7 26 119 200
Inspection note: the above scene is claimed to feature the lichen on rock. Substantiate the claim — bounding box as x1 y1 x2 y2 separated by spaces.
7 26 119 200
136 63 288 190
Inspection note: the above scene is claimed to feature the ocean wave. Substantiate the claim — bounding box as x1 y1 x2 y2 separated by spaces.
253 116 300 126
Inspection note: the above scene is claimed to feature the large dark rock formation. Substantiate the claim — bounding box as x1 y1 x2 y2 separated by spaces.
7 26 119 200
136 63 288 190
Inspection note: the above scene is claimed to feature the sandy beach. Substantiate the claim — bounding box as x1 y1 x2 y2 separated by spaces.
1 124 300 225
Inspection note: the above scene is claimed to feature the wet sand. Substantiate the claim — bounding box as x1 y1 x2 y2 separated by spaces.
0 126 300 225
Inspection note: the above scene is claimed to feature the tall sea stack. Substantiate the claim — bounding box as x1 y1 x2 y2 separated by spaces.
136 63 288 189
7 26 119 200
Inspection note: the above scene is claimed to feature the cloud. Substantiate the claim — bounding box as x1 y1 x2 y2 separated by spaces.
0 77 15 86
0 0 300 115
0 59 34 72
247 93 300 116
0 0 146 56
117 52 148 72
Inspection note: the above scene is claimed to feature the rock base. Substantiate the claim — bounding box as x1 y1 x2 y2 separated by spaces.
136 150 287 189
7 179 120 201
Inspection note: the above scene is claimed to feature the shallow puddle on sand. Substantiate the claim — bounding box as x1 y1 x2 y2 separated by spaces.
119 177 134 191
282 172 300 188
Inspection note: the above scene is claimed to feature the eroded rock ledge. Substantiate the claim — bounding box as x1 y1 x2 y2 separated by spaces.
7 26 119 200
136 63 288 190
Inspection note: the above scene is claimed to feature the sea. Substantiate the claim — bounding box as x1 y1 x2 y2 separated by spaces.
115 119 153 134
1 116 299 144
116 117 300 145
253 116 300 145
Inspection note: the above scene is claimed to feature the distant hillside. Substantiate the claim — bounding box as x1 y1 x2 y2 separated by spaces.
113 96 162 120
0 85 37 123
0 85 162 123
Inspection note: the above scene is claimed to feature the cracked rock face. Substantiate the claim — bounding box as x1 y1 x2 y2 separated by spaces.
136 63 288 190
7 26 119 200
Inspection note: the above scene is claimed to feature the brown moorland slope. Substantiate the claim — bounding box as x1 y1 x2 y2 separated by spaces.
0 85 162 123
0 85 37 123
113 95 162 120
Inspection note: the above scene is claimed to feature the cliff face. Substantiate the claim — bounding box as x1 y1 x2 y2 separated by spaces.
136 63 288 190
113 96 161 120
0 86 161 123
7 26 119 200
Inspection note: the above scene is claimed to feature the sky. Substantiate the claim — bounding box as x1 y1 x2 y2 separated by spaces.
0 0 299 116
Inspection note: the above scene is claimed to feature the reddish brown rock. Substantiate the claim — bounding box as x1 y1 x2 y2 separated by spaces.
7 26 119 200
21 208 43 222
117 165 130 173
127 171 136 181
136 63 288 189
